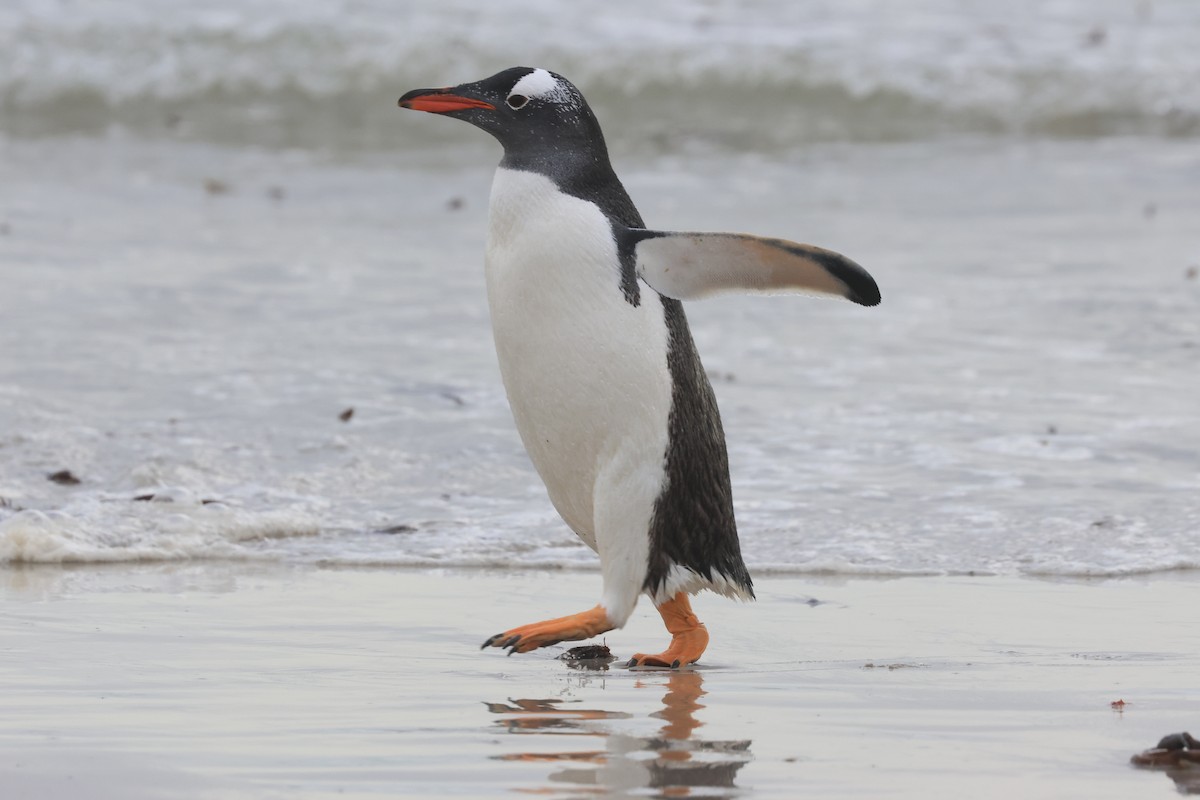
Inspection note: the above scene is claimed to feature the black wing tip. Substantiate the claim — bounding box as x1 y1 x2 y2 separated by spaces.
824 258 881 307
848 278 882 307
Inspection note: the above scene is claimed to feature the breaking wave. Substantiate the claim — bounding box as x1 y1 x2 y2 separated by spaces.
3 0 1199 149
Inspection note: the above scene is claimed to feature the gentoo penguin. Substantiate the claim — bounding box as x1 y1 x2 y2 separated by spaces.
399 67 879 668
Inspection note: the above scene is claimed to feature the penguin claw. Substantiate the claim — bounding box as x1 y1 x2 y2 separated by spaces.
483 633 521 651
629 654 687 669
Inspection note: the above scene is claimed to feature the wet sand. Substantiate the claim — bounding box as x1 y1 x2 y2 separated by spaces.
1 565 1197 798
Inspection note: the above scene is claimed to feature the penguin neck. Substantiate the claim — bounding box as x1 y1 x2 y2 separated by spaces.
500 139 614 193
499 142 644 230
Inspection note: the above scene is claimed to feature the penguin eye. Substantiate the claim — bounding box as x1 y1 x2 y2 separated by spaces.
506 94 529 110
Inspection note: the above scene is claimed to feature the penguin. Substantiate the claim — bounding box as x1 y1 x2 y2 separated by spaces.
399 67 879 668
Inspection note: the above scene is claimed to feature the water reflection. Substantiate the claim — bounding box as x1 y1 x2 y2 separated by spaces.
486 671 752 797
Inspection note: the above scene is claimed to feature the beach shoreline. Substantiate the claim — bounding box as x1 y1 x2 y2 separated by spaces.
2 564 1196 798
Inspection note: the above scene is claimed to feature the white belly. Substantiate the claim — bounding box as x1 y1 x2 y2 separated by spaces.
484 168 672 548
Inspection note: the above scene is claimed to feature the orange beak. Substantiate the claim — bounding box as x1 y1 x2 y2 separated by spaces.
398 89 494 113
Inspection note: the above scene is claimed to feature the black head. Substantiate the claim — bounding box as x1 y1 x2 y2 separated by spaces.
399 67 612 178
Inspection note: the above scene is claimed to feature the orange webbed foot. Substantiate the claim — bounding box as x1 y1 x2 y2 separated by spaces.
627 592 709 669
481 605 612 655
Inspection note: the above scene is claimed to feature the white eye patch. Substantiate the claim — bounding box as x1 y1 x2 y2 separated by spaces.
509 68 576 107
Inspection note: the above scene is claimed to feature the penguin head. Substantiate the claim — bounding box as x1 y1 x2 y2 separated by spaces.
399 67 609 171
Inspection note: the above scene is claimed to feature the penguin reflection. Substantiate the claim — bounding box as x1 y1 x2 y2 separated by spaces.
486 671 751 796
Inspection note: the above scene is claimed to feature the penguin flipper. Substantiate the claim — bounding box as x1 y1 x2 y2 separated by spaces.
623 228 880 307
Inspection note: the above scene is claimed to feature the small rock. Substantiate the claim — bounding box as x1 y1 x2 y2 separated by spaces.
1142 202 1157 219
132 493 183 504
267 185 286 202
559 644 617 669
1157 732 1199 751
1186 266 1198 280
47 470 81 485
1131 732 1200 774
377 524 417 535
203 178 231 196
446 196 465 211
339 407 355 422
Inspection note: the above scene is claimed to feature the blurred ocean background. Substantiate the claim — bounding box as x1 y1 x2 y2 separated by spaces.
1 0 1197 575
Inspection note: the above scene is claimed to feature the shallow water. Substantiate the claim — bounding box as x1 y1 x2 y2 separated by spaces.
2 566 1198 798
1 133 1196 575
1 2 1199 576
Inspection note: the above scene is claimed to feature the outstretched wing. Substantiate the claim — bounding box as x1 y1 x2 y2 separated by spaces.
620 228 881 307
